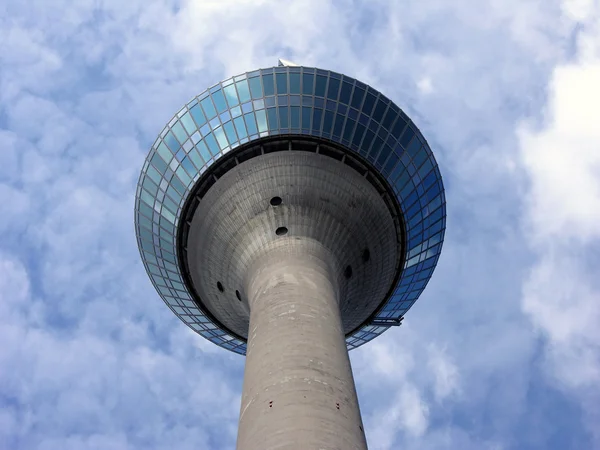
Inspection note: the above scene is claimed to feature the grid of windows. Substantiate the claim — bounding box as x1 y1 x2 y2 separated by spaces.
134 66 446 354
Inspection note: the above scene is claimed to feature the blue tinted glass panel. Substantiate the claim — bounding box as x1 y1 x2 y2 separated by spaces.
267 108 277 129
180 112 197 135
343 119 356 141
172 122 187 143
212 90 228 113
315 75 327 97
196 141 211 162
340 82 352 104
290 73 300 94
223 121 237 143
323 110 334 134
351 86 365 109
352 123 366 147
223 84 239 107
278 106 289 128
201 97 216 119
333 114 344 137
362 93 376 115
233 116 248 139
312 108 323 132
276 73 288 94
236 80 251 103
204 133 219 155
400 126 415 148
262 74 275 96
255 110 268 132
373 99 387 123
302 106 311 128
189 105 206 127
244 112 258 135
290 106 300 128
391 116 407 139
302 73 314 95
327 78 340 100
165 132 179 151
249 77 263 99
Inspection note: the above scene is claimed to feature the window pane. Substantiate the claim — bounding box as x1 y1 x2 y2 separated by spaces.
224 84 239 107
290 106 300 128
302 73 314 95
327 78 340 101
180 112 197 134
200 97 216 119
262 74 275 96
212 90 228 113
190 105 206 127
290 73 300 94
315 75 327 97
249 77 263 99
236 80 251 103
276 73 288 94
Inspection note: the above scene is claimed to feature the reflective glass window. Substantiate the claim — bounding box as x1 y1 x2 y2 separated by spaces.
278 106 289 128
172 122 187 143
302 106 311 128
290 73 300 94
400 126 415 148
276 73 288 94
267 108 277 129
223 121 237 144
244 112 258 135
212 90 228 113
373 99 387 124
327 78 340 100
362 93 376 115
200 97 216 119
196 140 211 162
180 112 197 135
233 116 248 139
151 152 168 174
255 110 268 132
290 106 300 128
204 133 219 155
340 82 352 105
249 77 263 99
190 105 206 127
312 108 323 132
223 84 239 107
323 110 334 134
351 86 365 109
302 72 314 95
235 79 251 103
315 75 327 97
262 74 275 96
333 114 344 137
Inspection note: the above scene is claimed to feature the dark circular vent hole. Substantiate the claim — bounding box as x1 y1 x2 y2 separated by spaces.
276 226 288 236
362 248 371 263
344 265 353 279
236 290 241 301
217 281 224 292
270 196 282 206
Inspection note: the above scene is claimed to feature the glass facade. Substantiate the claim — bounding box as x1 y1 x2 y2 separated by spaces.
134 66 446 355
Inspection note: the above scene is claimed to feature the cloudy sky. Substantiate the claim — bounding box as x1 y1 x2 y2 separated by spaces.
1 0 599 448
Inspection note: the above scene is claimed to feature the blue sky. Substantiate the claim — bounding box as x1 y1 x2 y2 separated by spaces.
1 0 599 449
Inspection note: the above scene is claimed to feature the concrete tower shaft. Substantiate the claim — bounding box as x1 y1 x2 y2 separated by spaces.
238 243 367 449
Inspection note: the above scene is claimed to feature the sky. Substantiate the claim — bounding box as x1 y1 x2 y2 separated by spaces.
0 0 599 449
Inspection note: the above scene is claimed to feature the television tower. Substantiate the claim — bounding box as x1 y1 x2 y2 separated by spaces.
135 61 446 449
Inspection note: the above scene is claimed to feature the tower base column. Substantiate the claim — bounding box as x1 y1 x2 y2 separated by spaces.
236 241 368 450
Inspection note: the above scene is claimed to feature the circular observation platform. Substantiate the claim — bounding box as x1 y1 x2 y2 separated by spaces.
134 66 446 355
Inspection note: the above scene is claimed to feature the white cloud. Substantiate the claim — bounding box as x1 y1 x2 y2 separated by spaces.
518 1 600 443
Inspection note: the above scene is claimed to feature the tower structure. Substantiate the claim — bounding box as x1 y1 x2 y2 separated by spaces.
134 61 446 449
